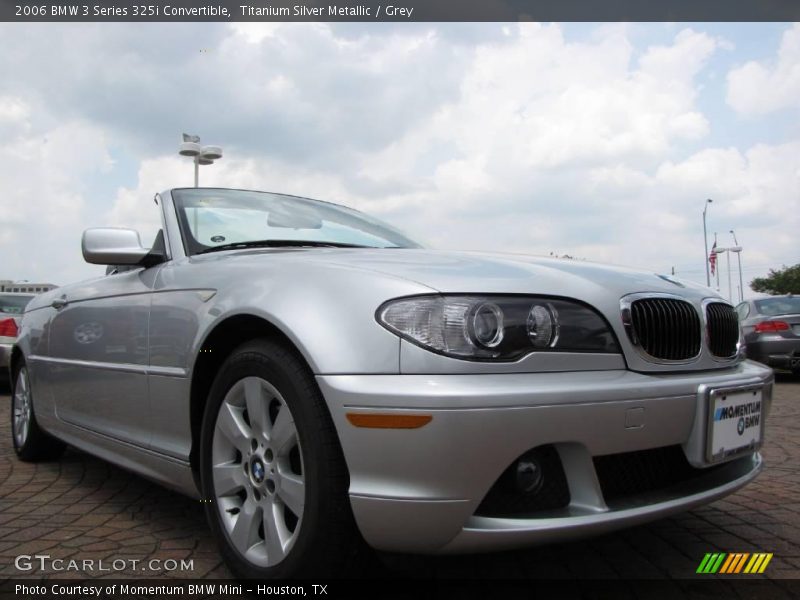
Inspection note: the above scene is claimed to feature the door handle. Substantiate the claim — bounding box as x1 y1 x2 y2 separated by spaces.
51 297 68 309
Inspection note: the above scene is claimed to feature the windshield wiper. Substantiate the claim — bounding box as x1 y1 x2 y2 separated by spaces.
198 239 370 254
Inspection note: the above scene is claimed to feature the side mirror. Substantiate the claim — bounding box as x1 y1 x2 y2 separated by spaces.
82 228 149 265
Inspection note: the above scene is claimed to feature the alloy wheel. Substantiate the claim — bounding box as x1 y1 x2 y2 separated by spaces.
211 376 305 567
12 367 32 448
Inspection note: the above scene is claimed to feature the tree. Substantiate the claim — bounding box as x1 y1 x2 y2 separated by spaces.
750 264 800 295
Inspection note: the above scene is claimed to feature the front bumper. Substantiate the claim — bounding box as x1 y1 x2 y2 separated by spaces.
317 360 773 553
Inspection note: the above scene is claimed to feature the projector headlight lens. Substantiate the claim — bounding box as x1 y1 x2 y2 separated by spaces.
527 304 558 349
469 302 504 349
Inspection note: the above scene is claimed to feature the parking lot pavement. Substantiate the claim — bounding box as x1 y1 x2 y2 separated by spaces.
0 375 798 581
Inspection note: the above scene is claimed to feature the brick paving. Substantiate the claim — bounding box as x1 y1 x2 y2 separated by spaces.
0 375 798 581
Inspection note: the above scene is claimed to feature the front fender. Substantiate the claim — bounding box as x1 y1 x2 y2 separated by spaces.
155 258 435 375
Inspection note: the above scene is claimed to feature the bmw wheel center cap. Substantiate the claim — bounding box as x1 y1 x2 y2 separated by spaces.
251 459 266 483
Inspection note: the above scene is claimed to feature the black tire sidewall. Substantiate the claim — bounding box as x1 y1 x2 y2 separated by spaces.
199 340 349 579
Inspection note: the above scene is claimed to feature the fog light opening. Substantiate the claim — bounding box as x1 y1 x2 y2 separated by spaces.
475 445 571 518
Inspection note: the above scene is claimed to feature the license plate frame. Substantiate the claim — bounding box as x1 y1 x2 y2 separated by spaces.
705 383 764 464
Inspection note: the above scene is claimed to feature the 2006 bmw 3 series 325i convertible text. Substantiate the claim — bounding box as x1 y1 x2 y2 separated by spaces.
10 188 773 578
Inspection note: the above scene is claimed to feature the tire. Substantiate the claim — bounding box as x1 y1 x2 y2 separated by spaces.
199 339 368 578
11 362 66 461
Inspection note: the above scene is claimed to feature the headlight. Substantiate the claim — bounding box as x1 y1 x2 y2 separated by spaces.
377 295 619 361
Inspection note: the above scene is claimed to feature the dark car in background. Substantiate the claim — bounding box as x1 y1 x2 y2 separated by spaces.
0 293 35 387
737 295 800 375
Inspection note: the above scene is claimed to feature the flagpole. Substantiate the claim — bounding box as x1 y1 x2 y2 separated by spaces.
727 250 733 301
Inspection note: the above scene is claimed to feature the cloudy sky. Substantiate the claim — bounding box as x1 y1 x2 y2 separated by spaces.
0 21 798 299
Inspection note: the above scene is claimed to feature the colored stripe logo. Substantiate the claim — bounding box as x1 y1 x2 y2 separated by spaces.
697 552 773 574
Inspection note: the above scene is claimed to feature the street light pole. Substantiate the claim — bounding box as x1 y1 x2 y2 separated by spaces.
178 134 223 238
730 230 744 303
703 199 713 286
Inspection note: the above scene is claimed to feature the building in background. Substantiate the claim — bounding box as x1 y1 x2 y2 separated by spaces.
0 280 57 293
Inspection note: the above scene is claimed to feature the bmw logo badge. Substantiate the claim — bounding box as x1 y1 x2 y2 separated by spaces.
251 460 265 483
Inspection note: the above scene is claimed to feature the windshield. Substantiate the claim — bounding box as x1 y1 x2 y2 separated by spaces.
754 297 800 316
172 188 422 255
0 295 34 314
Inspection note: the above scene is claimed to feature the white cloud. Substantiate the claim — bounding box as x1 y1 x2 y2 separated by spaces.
727 23 800 115
600 141 800 277
0 96 30 125
346 25 728 268
0 116 112 284
655 142 800 222
229 22 283 44
359 24 718 194
104 157 178 245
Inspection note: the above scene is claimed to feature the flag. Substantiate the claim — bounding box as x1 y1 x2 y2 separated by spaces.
182 133 200 143
709 242 717 276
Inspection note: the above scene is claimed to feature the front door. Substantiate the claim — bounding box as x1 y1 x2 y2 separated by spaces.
48 267 158 446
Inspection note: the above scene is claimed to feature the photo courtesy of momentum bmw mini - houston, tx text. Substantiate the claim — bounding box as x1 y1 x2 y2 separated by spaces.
11 187 773 578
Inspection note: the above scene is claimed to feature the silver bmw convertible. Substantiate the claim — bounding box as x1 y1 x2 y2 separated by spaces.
10 188 773 577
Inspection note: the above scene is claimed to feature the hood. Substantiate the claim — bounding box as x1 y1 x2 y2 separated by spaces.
194 247 716 304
